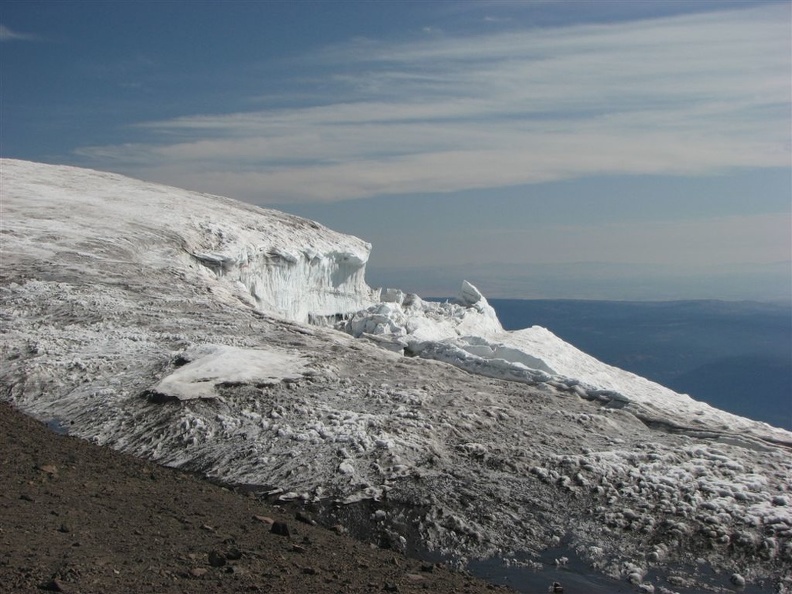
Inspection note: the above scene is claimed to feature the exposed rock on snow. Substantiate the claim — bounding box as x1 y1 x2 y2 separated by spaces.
1 160 790 593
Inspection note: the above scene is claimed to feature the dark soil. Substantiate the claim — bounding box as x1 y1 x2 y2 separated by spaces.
0 402 513 594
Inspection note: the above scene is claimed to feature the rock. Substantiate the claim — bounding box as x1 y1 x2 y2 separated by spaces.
550 582 564 593
226 547 242 560
208 550 226 567
295 511 316 525
39 579 67 592
253 515 274 525
189 567 208 578
291 544 306 553
271 521 290 537
383 583 399 592
331 523 346 535
730 573 746 587
302 566 318 575
37 464 58 475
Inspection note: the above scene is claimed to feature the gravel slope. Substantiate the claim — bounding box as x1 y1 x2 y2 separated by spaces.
0 401 509 594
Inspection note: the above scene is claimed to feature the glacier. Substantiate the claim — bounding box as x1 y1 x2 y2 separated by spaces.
1 159 790 593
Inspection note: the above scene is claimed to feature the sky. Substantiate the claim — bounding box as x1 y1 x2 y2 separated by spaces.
2 0 790 301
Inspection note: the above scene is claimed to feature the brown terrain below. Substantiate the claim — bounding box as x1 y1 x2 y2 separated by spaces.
0 402 515 594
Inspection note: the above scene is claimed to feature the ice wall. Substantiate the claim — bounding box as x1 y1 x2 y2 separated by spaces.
175 197 379 324
194 245 376 323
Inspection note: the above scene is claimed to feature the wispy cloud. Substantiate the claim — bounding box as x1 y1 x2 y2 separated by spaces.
76 4 791 204
368 211 792 269
0 24 39 42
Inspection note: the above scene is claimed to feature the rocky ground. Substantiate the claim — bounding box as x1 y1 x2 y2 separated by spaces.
0 401 512 594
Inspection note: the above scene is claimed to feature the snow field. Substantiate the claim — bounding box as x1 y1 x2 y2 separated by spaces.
2 160 790 592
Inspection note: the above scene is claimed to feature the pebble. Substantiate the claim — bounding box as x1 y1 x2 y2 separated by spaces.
40 579 67 592
38 464 58 475
253 514 274 525
208 550 226 567
295 511 317 525
271 521 290 537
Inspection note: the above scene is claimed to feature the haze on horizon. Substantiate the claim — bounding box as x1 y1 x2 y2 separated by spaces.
2 0 790 301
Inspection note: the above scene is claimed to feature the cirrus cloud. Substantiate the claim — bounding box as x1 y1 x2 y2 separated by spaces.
75 4 791 204
0 23 39 42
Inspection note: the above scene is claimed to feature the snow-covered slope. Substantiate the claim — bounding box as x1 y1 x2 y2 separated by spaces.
2 160 790 593
341 294 792 447
1 159 375 322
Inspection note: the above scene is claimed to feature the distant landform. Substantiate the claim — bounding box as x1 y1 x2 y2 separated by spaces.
485 299 792 431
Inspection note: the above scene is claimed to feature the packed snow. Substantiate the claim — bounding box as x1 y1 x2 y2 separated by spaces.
147 344 307 402
1 159 790 593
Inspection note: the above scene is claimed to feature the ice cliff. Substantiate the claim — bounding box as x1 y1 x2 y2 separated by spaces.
0 159 376 323
2 159 791 593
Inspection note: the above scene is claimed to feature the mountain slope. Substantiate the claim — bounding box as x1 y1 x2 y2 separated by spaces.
1 159 790 593
0 401 501 594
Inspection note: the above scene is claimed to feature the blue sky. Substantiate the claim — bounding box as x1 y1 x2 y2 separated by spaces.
2 1 790 300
